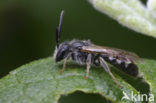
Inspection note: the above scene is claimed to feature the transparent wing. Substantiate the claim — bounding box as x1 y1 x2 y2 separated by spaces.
81 44 141 62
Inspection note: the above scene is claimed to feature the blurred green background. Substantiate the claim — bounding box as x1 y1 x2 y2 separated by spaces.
0 0 155 78
0 0 155 102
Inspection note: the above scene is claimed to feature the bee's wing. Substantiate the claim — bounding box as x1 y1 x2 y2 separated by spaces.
81 45 141 62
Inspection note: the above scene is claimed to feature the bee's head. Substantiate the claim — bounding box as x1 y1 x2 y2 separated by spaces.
54 42 70 62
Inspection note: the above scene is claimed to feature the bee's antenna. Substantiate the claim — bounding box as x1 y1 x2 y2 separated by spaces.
56 10 65 48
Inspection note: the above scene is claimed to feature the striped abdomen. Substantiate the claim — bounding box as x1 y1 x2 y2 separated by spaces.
101 55 139 77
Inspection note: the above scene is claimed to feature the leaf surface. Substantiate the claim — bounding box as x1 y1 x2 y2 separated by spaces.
0 57 155 103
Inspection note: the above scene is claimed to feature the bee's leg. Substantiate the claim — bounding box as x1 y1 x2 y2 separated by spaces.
99 57 123 88
85 54 92 79
59 57 68 74
59 53 71 74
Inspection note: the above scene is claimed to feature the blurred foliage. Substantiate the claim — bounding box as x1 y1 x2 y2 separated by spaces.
89 0 156 38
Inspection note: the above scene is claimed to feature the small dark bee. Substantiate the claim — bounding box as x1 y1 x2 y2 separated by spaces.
54 10 140 88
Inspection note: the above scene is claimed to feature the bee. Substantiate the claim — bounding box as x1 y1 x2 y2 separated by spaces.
54 10 140 88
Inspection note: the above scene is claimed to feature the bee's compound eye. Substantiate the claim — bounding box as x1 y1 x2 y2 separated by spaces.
55 43 70 62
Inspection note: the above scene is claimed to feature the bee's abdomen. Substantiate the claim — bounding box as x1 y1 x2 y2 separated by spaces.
101 55 139 77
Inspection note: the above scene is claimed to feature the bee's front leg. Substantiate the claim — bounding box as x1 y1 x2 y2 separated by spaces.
59 53 71 74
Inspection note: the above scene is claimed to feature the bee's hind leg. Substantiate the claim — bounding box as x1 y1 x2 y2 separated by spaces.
85 54 92 79
99 57 123 88
59 53 71 74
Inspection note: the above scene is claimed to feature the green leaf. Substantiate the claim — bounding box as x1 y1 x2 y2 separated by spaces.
0 57 155 103
88 0 156 38
147 0 156 18
137 59 156 102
